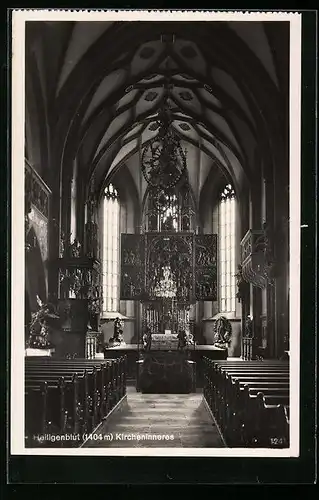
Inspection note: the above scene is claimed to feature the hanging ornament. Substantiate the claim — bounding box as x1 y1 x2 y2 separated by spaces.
141 102 187 190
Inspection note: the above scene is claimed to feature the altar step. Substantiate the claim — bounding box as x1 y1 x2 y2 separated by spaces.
83 388 225 448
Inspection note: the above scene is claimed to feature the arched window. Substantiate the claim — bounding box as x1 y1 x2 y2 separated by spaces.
102 184 120 313
219 184 236 313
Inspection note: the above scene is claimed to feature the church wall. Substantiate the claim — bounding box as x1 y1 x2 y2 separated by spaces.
97 168 139 341
25 30 52 187
25 231 47 312
199 171 243 353
227 319 241 357
25 161 51 309
70 158 78 242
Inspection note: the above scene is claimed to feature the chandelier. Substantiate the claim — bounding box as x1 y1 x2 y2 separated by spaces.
141 101 187 191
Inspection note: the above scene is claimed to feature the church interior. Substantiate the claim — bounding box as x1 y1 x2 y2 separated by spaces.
24 19 290 449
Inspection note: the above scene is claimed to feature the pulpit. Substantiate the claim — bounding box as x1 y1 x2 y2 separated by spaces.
52 256 102 358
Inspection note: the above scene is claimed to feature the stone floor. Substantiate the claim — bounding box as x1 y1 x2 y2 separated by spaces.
83 387 225 448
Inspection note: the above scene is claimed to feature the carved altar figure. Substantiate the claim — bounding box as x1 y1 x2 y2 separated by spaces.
114 317 123 338
235 264 246 303
177 329 187 349
185 329 194 346
59 231 66 258
142 328 152 350
70 238 81 257
85 220 98 258
254 222 273 264
153 264 177 298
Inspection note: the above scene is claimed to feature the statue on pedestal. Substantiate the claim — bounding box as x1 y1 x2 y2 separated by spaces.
235 264 247 303
85 182 99 259
142 327 152 350
185 329 195 346
213 316 232 349
109 317 125 346
26 295 60 350
85 220 98 258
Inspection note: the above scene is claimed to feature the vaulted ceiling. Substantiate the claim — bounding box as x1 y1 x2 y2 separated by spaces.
25 20 289 202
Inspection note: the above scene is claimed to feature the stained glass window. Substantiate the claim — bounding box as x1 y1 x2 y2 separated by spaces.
102 184 120 313
219 184 236 313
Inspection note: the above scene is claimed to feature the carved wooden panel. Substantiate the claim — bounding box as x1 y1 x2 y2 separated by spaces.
28 206 48 262
120 234 145 300
146 232 194 302
195 234 218 300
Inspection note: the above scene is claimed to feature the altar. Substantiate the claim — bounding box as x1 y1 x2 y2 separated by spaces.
117 216 219 392
103 343 227 388
146 333 179 350
136 351 196 393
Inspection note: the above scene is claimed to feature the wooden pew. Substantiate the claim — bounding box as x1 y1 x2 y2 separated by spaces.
26 356 127 413
25 381 49 444
25 356 127 447
25 372 86 440
25 377 72 447
26 365 100 429
203 358 290 448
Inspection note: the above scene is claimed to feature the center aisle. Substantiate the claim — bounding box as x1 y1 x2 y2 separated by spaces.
83 387 225 448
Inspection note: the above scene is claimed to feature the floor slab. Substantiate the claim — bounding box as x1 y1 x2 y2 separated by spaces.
83 388 225 448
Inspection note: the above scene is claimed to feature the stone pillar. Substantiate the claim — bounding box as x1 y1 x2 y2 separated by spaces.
239 186 250 358
250 178 263 355
263 161 276 358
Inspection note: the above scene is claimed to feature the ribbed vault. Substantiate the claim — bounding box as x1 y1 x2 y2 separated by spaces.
25 20 288 204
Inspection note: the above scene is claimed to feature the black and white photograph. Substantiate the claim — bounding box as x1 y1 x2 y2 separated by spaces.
10 10 303 458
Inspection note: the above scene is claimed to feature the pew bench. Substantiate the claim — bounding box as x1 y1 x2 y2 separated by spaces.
25 371 91 442
25 356 127 447
203 358 290 448
26 357 126 402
